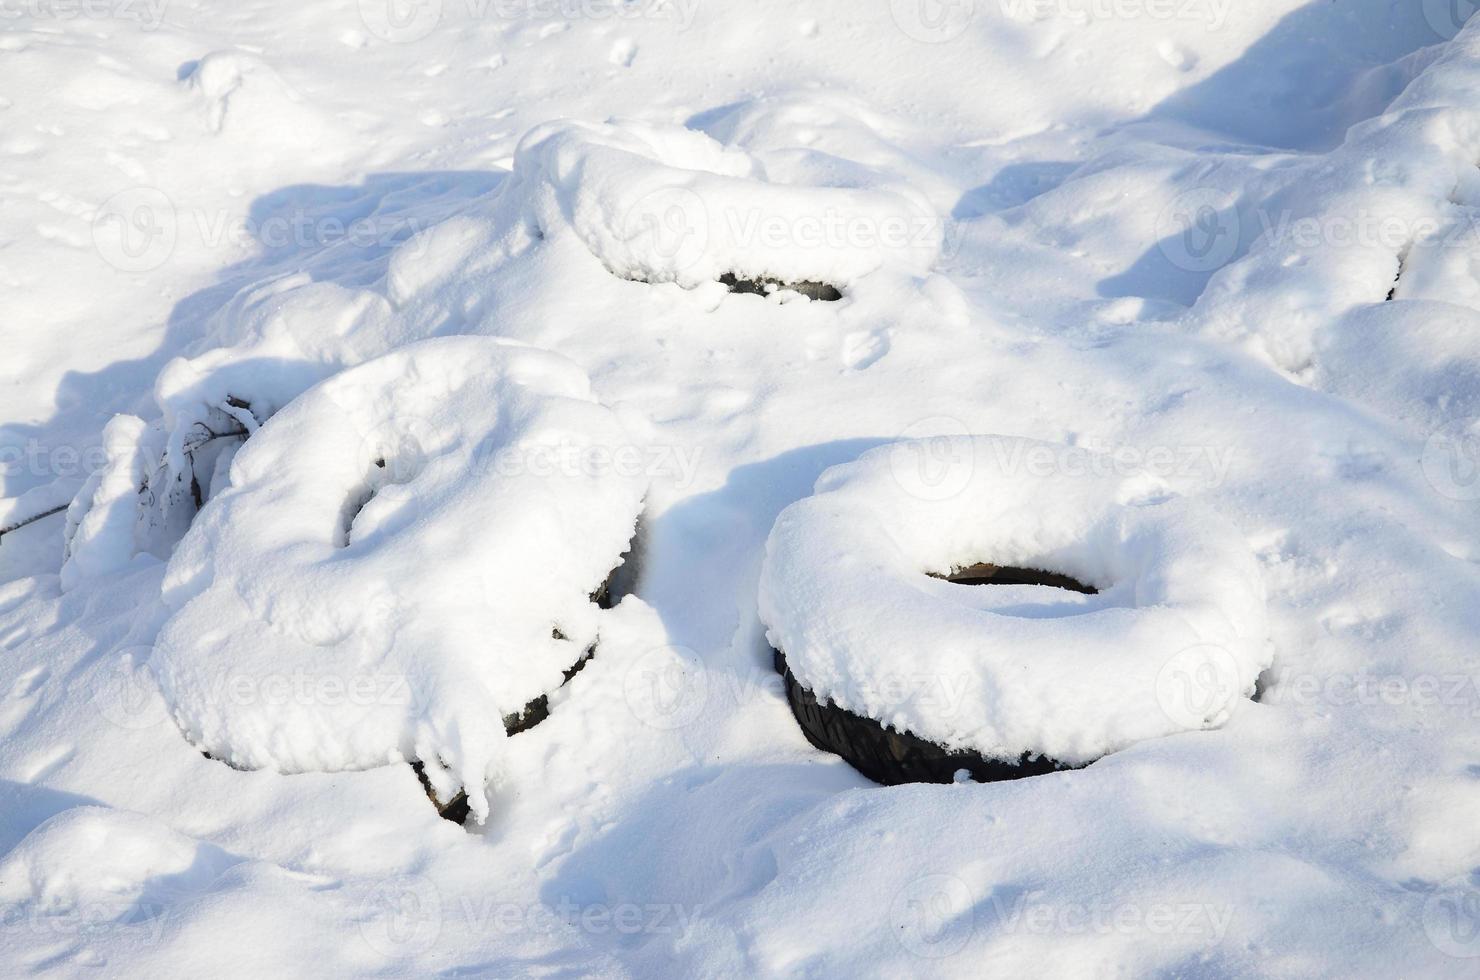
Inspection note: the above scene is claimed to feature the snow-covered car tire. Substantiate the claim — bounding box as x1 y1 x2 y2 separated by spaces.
772 562 1094 784
504 119 939 294
773 648 1067 785
151 336 647 824
758 435 1271 785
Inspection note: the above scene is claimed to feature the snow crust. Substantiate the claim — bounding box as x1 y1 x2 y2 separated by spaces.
760 436 1270 764
152 337 644 822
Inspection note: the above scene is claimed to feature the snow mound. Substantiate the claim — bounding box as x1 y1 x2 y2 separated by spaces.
1317 299 1480 434
0 807 237 923
183 50 325 141
758 436 1271 767
1190 24 1480 371
151 337 646 822
502 117 942 290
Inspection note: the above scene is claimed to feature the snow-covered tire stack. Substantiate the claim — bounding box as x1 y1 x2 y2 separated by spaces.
758 435 1270 785
504 118 940 295
151 337 646 823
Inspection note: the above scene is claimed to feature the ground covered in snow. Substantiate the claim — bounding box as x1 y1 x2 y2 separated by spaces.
3 1 1480 975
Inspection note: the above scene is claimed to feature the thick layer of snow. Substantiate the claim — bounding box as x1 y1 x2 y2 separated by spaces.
3 1 1480 976
0 806 238 931
759 436 1270 763
504 118 941 289
153 337 645 822
1187 22 1480 373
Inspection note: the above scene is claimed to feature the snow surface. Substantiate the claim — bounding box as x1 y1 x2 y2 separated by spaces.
759 435 1271 765
2 1 1480 976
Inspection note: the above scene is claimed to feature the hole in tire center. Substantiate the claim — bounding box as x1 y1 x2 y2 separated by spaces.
718 272 842 301
340 453 424 547
934 563 1097 594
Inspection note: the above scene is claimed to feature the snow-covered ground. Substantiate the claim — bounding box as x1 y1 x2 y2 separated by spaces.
4 1 1480 975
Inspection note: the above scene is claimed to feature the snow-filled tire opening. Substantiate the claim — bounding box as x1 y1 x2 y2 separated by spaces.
772 564 1094 786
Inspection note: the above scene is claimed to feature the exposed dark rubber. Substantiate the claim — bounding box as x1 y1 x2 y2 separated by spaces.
773 565 1094 786
774 648 1068 785
501 642 595 736
415 762 473 824
719 272 842 301
417 565 621 822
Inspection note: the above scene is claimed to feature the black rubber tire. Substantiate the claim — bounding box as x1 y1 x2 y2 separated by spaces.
773 648 1067 786
417 562 623 822
772 564 1092 786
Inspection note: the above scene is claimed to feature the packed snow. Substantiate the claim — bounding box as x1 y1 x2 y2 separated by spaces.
2 1 1480 976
